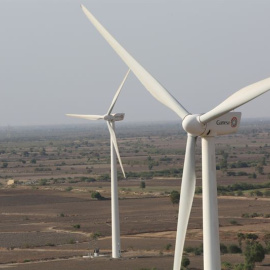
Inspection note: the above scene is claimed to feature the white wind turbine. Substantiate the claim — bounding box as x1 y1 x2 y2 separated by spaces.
80 4 270 269
67 69 130 258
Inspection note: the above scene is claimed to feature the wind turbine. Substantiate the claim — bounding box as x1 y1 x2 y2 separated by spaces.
66 69 130 258
80 4 270 269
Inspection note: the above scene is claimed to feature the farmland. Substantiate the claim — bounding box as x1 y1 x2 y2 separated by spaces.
0 120 270 269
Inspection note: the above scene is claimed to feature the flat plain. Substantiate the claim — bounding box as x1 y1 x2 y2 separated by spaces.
0 120 270 269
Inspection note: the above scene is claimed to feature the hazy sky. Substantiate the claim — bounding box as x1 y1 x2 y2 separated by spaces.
1 0 270 127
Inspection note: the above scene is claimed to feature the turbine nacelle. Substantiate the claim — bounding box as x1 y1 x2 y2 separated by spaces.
182 112 241 137
104 113 125 122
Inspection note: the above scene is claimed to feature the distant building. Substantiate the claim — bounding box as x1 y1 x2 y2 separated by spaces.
7 179 15 186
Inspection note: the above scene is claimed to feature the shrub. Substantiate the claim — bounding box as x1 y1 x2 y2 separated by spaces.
181 256 190 268
254 190 263 197
194 244 203 255
184 246 195 253
229 219 238 225
97 174 110 181
2 162 8 168
233 264 245 270
39 179 47 186
69 239 75 244
250 212 259 218
165 243 172 250
91 191 104 200
265 242 270 254
81 177 96 182
236 190 244 196
228 244 242 254
221 261 233 270
245 233 258 241
65 186 73 192
140 181 146 190
220 243 228 254
237 233 246 247
30 159 36 164
45 243 55 247
184 244 203 255
264 190 270 197
91 231 102 240
170 190 180 205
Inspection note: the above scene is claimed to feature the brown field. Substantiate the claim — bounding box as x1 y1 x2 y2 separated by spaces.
0 120 270 269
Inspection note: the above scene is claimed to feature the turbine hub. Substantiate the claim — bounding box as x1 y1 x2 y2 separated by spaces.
182 114 206 136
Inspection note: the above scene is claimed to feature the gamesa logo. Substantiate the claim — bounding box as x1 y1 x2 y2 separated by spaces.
231 117 237 128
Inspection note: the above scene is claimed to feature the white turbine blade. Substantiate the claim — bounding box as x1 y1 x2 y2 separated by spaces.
107 69 130 115
66 114 104 120
173 134 196 270
81 5 189 120
106 122 126 178
200 77 270 124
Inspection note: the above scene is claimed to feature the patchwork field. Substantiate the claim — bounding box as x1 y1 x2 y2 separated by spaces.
0 120 270 269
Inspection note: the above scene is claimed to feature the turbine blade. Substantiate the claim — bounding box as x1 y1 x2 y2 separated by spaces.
66 114 104 120
107 69 130 115
81 5 189 120
200 77 270 124
106 122 126 178
173 134 196 270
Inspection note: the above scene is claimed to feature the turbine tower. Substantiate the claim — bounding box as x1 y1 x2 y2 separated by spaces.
67 69 130 258
80 5 270 269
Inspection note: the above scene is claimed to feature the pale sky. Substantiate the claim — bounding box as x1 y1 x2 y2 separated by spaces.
1 0 270 127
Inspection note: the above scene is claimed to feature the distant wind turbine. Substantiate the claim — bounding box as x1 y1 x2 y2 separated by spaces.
80 5 270 269
67 69 130 258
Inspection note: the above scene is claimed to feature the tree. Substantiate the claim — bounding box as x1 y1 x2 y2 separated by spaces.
244 241 265 269
170 190 180 205
140 181 146 190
